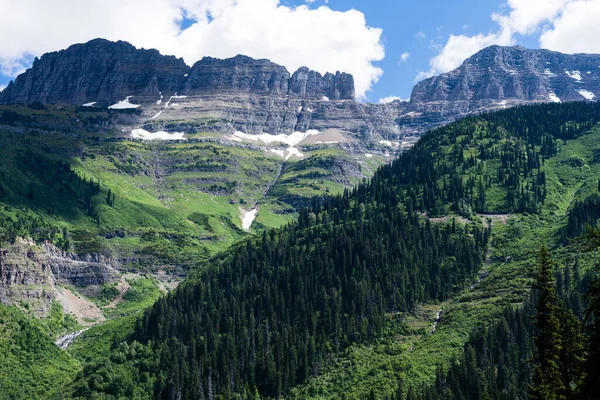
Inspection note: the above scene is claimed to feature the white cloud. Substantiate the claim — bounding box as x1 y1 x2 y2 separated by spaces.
378 96 407 104
415 0 598 82
0 85 5 92
0 0 384 99
415 31 426 41
540 0 600 53
399 52 410 63
416 32 512 81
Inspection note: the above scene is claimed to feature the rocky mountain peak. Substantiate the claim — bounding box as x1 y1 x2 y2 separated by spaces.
0 39 356 105
410 45 600 105
0 38 189 105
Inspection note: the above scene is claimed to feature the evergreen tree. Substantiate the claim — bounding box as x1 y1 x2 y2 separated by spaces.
530 247 565 400
557 306 584 399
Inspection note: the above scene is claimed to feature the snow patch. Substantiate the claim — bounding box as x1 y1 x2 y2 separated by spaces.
578 89 596 100
156 93 163 105
131 129 186 141
544 69 556 77
82 102 96 107
316 141 339 144
231 130 320 160
321 96 329 101
286 147 304 160
365 153 373 158
230 130 319 147
241 208 258 231
548 93 561 103
164 94 186 108
109 96 140 109
379 140 399 148
150 110 163 120
269 149 285 158
565 70 582 81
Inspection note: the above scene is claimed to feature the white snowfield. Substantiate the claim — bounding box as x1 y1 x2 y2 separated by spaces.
379 140 400 148
229 130 320 160
365 154 373 158
242 208 258 231
109 96 140 109
269 149 285 158
82 102 96 107
565 70 583 81
578 89 596 101
548 93 561 103
131 129 186 141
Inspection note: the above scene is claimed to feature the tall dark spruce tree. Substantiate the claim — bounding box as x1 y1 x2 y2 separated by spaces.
580 227 600 400
530 247 565 400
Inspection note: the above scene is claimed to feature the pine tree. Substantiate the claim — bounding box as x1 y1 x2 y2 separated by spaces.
557 305 584 399
581 278 600 399
530 246 565 400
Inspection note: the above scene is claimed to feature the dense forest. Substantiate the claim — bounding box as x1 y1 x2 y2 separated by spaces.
70 102 600 399
418 244 599 400
73 174 489 399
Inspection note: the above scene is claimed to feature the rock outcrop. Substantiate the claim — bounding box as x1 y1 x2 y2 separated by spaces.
0 39 189 105
0 238 119 315
410 45 600 111
182 55 291 97
1 40 599 143
0 39 355 105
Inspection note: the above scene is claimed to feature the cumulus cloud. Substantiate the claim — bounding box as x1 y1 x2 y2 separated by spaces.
378 96 407 104
416 32 512 81
0 85 5 92
0 0 384 99
416 0 599 81
540 0 600 53
399 52 410 63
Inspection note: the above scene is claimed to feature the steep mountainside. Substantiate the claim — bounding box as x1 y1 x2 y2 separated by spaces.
410 45 600 117
0 39 189 105
69 102 600 399
0 39 354 106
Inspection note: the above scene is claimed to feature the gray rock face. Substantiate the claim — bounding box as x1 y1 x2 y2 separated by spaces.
0 39 355 105
1 41 599 143
0 238 119 315
411 45 600 109
0 39 189 105
182 55 291 97
288 67 355 100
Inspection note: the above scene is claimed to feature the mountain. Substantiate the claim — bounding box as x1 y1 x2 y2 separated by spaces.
0 39 189 105
410 44 600 113
68 101 600 399
0 39 355 106
1 40 600 399
1 41 599 142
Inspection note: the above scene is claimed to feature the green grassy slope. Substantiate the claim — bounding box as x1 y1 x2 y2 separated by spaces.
0 105 374 271
0 304 80 399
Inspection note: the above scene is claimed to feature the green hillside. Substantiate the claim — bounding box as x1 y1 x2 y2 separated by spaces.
64 102 600 399
2 102 600 399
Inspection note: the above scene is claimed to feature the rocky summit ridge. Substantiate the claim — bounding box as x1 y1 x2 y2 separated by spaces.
0 38 355 105
0 40 599 142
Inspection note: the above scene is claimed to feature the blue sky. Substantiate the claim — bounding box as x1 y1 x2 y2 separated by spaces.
1 0 599 103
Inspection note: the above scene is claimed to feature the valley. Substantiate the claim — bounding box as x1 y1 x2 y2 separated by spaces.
0 38 600 399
